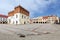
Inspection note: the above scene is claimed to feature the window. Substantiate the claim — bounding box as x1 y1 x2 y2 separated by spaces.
0 17 2 21
16 21 18 24
16 15 18 18
22 15 23 18
24 16 26 18
9 19 11 23
3 18 5 21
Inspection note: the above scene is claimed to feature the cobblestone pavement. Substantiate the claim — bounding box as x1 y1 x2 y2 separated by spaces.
0 24 60 40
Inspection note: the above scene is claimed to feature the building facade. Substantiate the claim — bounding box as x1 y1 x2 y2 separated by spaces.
30 15 59 24
58 17 60 24
8 5 29 24
0 14 8 24
47 16 59 23
59 18 60 23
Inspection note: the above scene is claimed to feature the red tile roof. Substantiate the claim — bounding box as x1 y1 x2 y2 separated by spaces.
43 16 48 19
43 15 56 19
0 14 8 18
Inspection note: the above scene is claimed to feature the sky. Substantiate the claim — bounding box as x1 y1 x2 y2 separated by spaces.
0 0 60 18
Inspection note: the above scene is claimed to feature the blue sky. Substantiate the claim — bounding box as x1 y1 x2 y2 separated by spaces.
0 0 60 18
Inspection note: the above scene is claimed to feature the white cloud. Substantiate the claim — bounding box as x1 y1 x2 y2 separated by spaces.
0 0 20 15
20 0 57 18
0 0 57 17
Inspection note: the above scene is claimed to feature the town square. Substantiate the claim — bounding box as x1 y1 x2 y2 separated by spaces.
0 0 60 40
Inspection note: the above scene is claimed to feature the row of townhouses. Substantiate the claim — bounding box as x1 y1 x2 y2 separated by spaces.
30 15 59 24
0 5 60 24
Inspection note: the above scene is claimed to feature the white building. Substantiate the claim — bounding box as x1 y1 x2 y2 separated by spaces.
0 14 8 24
8 5 29 24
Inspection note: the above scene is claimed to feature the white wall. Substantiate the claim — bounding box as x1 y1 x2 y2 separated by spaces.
8 13 29 24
